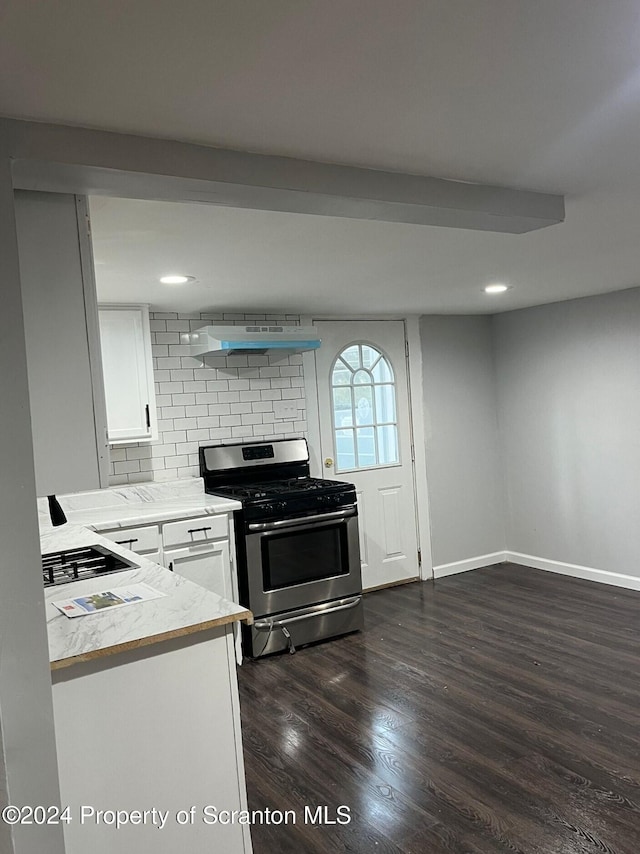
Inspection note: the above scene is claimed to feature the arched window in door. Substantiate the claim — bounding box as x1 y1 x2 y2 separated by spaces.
331 343 399 472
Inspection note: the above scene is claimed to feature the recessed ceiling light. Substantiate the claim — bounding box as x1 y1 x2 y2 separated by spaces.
484 283 510 294
159 275 196 285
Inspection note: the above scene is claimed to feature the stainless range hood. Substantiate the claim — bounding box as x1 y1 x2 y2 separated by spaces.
190 325 321 356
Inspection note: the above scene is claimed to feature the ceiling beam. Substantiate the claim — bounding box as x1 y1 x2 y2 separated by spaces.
3 118 564 233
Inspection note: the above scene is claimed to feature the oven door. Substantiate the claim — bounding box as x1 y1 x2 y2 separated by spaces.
244 506 362 617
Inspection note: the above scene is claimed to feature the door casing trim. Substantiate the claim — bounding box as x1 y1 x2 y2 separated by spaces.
302 315 433 581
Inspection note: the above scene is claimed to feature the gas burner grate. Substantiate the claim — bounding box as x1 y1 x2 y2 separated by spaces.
42 545 137 587
215 477 347 500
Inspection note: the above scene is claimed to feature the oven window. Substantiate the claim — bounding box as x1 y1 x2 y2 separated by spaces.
262 523 349 590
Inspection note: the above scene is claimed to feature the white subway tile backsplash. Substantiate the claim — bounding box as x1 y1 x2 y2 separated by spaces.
241 413 264 426
171 393 196 406
176 442 198 455
164 454 189 469
186 428 211 441
178 466 199 479
114 460 141 474
230 402 253 415
209 427 233 440
248 355 269 366
160 406 186 419
185 405 209 417
231 426 254 438
151 443 176 458
154 469 180 482
220 414 242 427
157 357 182 369
282 387 303 399
161 430 188 444
159 382 184 394
181 356 202 368
197 416 221 428
170 369 195 381
108 310 308 484
125 446 152 460
173 417 198 430
166 320 191 332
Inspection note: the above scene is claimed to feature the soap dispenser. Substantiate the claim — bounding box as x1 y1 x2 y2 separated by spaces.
47 494 67 527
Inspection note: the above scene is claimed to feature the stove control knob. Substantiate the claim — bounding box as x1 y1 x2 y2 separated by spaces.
277 501 287 510
264 503 274 513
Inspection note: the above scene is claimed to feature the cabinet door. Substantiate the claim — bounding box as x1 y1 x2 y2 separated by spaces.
98 305 157 443
164 541 231 601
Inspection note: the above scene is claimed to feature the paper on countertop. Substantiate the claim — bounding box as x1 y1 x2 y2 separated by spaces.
52 583 166 618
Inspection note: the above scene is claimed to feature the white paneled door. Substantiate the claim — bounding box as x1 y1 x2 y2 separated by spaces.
312 321 419 590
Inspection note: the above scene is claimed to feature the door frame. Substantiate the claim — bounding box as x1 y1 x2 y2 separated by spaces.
302 315 433 581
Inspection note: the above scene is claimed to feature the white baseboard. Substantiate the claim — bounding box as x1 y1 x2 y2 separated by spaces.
506 551 640 592
433 551 507 578
431 549 640 591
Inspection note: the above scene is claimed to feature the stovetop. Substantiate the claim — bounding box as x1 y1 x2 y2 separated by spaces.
200 439 356 520
42 545 138 587
212 476 348 501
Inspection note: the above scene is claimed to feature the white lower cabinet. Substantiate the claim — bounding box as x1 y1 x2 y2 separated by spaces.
163 540 231 601
99 513 236 607
53 628 251 854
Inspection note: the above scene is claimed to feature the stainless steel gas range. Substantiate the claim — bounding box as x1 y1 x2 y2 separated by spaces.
200 438 364 657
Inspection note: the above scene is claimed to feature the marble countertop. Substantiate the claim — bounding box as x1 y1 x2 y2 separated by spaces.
39 477 241 532
41 488 251 670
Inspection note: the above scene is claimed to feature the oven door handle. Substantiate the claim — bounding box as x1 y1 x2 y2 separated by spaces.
253 595 362 631
247 505 357 532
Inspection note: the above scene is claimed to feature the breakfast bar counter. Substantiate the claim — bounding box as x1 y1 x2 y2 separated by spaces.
42 522 250 669
41 519 253 854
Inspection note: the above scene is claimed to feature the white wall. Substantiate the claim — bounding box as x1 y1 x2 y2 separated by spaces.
16 191 106 495
420 316 506 571
0 166 64 854
494 287 640 581
109 312 307 484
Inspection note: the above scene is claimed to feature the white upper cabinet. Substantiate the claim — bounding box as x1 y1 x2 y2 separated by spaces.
98 305 158 444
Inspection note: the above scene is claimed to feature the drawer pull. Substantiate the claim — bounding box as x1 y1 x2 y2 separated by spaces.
187 526 212 535
168 561 174 572
115 538 139 547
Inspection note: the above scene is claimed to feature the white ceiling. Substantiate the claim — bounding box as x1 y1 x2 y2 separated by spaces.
4 0 640 314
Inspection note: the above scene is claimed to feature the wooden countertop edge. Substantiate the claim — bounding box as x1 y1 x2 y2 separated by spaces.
50 608 253 671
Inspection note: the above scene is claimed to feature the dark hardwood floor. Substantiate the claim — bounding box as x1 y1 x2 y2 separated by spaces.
237 564 640 854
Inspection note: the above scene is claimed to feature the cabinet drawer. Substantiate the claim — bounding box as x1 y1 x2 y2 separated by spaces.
101 524 160 554
162 514 228 548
